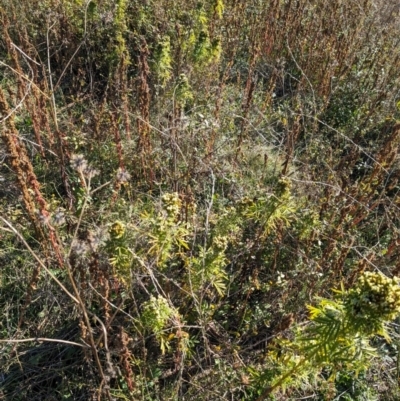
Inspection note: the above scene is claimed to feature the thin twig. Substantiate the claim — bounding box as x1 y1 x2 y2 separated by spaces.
88 282 135 321
0 67 32 123
11 42 41 66
0 60 49 99
0 337 90 348
46 21 58 130
0 217 79 304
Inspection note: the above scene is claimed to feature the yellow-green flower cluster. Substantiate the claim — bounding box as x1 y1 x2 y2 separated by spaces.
142 295 174 333
142 295 178 354
213 235 228 251
109 220 125 239
275 177 291 200
161 193 181 220
345 272 400 322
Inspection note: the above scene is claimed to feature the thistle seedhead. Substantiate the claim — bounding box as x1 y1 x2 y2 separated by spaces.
70 154 88 172
52 208 66 226
71 240 89 257
88 227 108 251
116 168 131 184
70 154 99 179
